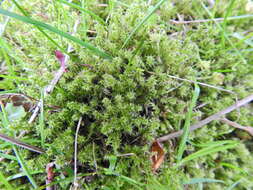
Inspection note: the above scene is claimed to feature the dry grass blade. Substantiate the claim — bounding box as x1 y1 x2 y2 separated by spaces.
157 93 253 142
72 117 82 190
170 14 253 24
0 132 45 154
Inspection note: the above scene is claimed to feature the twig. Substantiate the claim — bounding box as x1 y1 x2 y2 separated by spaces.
220 118 253 136
73 117 82 189
170 14 253 24
28 19 80 124
0 132 44 153
157 94 253 142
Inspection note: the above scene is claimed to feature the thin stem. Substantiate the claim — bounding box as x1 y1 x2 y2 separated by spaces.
157 94 253 142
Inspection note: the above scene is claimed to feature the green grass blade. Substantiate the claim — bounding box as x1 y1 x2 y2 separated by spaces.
0 8 112 59
201 2 247 66
0 103 38 188
0 152 18 161
11 0 67 54
178 141 238 166
191 140 236 148
226 180 240 190
0 74 28 81
7 171 43 181
183 178 225 185
121 0 167 48
221 0 236 47
0 171 14 190
57 0 106 25
13 146 38 188
177 84 200 162
220 162 247 174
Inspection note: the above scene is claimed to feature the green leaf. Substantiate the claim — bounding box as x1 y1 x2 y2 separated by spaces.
5 103 26 122
0 8 112 59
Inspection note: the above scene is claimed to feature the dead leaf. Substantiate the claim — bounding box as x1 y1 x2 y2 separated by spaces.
0 93 35 112
150 140 165 172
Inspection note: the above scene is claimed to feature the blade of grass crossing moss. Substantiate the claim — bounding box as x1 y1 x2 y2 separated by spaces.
178 141 238 166
11 0 68 55
226 180 240 190
0 171 14 190
221 0 236 48
121 0 167 49
57 0 106 25
0 8 112 59
13 145 38 188
177 84 200 162
7 171 43 181
0 103 38 188
0 152 17 161
201 2 247 66
183 178 225 185
231 32 253 48
0 43 16 76
220 162 247 174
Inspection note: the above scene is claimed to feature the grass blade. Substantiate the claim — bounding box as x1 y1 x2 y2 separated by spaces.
183 178 225 185
177 84 200 162
178 141 238 166
0 152 17 161
121 0 167 48
226 180 240 190
201 2 247 67
11 0 67 55
220 162 247 174
0 103 39 188
7 171 43 181
13 146 38 188
57 0 106 25
0 171 14 190
0 8 112 59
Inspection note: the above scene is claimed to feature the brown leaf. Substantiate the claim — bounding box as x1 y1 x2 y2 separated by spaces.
0 93 35 112
150 140 165 172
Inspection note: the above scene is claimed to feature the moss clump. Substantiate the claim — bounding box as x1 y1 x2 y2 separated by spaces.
1 0 253 189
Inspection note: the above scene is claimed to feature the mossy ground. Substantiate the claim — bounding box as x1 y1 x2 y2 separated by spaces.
0 0 253 189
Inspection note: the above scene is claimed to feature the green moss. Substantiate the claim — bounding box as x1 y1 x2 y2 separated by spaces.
1 0 253 189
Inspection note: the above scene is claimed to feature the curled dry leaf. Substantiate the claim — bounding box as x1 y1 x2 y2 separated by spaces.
150 140 165 172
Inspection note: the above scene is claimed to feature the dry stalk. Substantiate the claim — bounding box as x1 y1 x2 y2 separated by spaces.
157 94 253 142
